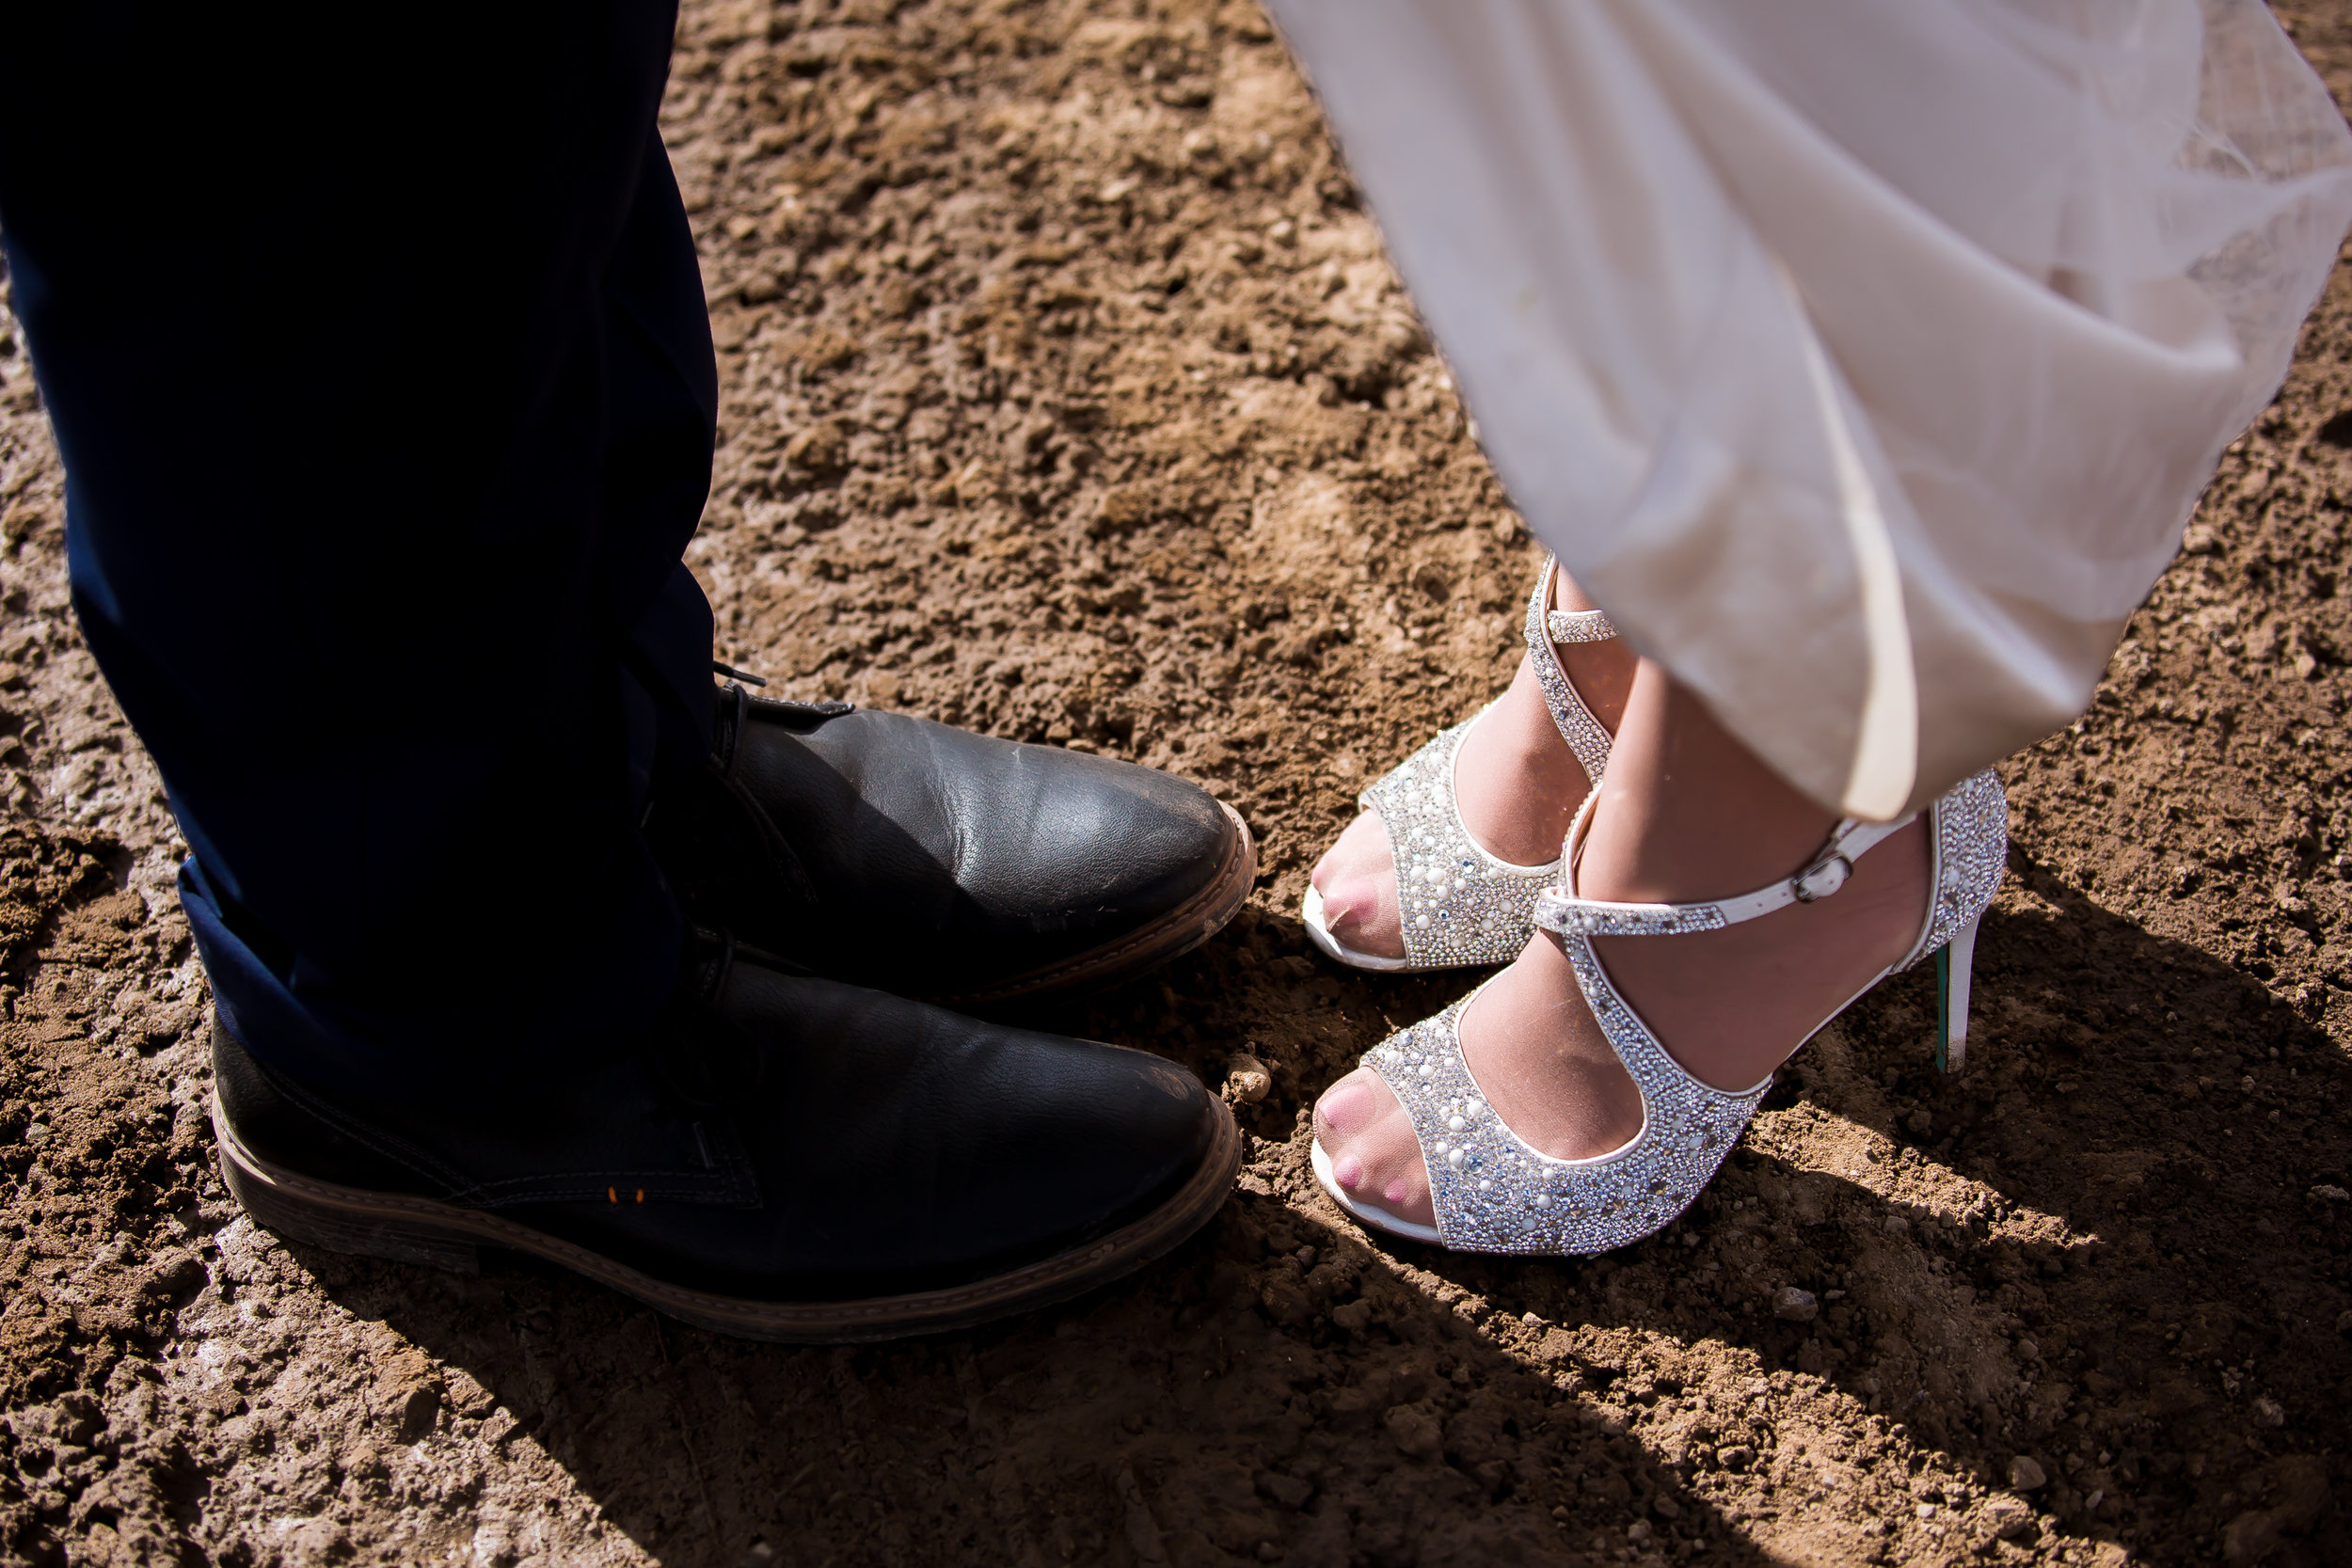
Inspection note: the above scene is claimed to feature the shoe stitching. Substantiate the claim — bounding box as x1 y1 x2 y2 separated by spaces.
222 1104 1241 1333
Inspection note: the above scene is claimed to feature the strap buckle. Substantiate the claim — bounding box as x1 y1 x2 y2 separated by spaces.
1791 852 1851 903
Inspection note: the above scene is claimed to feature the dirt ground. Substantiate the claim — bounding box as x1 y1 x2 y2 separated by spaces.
2 2 2351 1564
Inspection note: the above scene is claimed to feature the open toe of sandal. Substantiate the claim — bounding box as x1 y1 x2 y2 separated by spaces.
1318 769 2008 1255
1299 556 1618 974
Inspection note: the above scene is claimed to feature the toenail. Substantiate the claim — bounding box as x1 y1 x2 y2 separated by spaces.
1321 1081 1370 1131
1384 1179 1411 1206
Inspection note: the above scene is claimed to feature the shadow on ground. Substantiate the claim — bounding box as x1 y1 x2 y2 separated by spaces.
290 845 2351 1568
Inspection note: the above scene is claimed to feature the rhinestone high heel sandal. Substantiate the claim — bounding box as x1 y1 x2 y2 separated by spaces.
1302 556 1618 972
1311 769 2008 1253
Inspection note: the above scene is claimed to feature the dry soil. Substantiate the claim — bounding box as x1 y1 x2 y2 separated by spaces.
1 3 2350 1565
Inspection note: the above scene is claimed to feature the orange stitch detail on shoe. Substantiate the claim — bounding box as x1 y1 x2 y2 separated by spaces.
607 1185 617 1204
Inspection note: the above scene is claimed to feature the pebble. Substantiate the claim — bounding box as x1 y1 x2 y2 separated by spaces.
1984 1494 2036 1541
2007 1456 2048 1490
1222 1054 1271 1106
1383 1404 1442 1461
1773 1287 1819 1323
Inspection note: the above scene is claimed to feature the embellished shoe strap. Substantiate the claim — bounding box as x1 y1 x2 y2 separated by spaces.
1547 607 1614 644
1534 794 1922 939
1523 556 1614 788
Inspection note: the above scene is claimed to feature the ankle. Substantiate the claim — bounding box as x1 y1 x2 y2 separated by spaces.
1576 661 1836 903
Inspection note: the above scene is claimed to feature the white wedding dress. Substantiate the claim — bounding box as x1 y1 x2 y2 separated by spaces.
1263 0 2352 816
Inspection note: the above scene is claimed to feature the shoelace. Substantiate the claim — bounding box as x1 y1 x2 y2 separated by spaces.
709 659 853 779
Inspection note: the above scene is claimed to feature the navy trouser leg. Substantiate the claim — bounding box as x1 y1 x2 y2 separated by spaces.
0 6 716 1095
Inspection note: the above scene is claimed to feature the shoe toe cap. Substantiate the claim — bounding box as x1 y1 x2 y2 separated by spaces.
980 749 1233 929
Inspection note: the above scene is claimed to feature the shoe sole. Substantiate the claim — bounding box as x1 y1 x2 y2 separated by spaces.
1300 883 1418 973
1310 1137 1445 1245
212 1090 1242 1343
938 800 1258 1006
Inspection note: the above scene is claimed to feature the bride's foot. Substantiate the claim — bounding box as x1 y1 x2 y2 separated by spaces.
1310 567 1633 960
1314 662 1931 1231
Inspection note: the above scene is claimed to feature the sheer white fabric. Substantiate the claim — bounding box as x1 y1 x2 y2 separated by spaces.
1263 0 2352 816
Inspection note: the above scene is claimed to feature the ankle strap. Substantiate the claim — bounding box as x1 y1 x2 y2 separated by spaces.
1537 557 1616 644
1548 607 1615 643
1534 801 1919 939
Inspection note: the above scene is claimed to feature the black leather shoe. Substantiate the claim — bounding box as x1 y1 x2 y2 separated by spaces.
646 686 1257 1005
210 933 1240 1341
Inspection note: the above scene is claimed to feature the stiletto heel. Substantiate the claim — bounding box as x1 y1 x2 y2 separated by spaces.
1933 911 1981 1073
1313 769 2010 1255
1303 555 1617 972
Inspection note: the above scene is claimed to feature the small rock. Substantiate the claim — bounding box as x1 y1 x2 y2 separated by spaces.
2008 1456 2049 1491
470 1521 517 1568
1255 1470 1314 1511
2251 1396 2287 1429
1384 1402 1444 1461
783 420 850 475
1258 1274 1314 1329
1715 1444 1756 1471
51 1394 103 1448
286 1522 355 1563
1223 1054 1271 1105
2310 1184 2349 1203
1773 1287 1820 1323
391 1383 441 1443
2223 1508 2281 1565
1329 1299 1374 1332
1983 1494 2036 1541
1627 1521 1654 1545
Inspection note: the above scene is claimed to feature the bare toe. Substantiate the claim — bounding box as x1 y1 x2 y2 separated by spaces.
1310 811 1405 959
1312 1067 1434 1227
